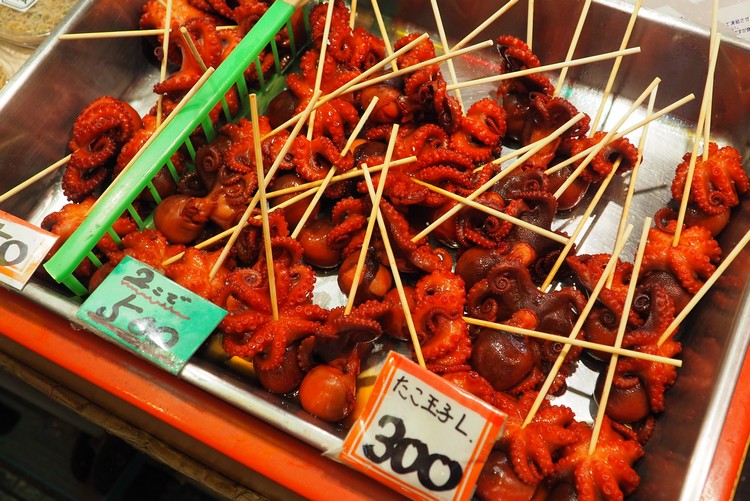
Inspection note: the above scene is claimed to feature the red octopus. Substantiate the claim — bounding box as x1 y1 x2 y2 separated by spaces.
567 254 641 328
449 98 507 163
139 0 222 33
153 118 270 243
291 135 356 198
392 34 462 131
298 343 367 422
494 35 590 168
308 0 385 71
151 17 242 126
445 372 578 489
410 271 471 372
466 244 586 337
496 392 579 486
672 142 748 216
88 229 186 292
62 96 143 202
640 223 722 295
308 300 388 363
466 246 586 393
41 198 139 283
217 258 331 394
393 123 449 159
164 246 233 300
597 337 681 430
553 417 644 501
285 48 360 101
453 192 516 249
470 309 545 394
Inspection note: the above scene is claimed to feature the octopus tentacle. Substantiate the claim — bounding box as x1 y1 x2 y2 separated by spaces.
63 96 143 202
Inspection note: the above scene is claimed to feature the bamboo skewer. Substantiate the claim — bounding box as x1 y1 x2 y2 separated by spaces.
207 97 280 314
523 224 634 428
370 0 398 71
262 34 430 139
344 39 495 95
544 92 695 176
703 0 720 160
589 0 642 134
673 32 722 246
446 47 640 92
607 85 657 288
265 157 416 199
541 158 620 291
361 163 426 369
412 179 569 245
658 225 750 347
344 125 399 315
0 155 72 204
307 0 337 140
205 90 320 276
527 0 534 51
554 0 592 96
590 217 652 454
290 96 380 239
430 0 464 110
349 0 358 29
180 26 209 72
463 315 680 367
253 95 280 320
552 77 661 200
452 0 519 52
156 0 174 126
411 112 586 243
58 29 169 39
472 89 674 176
207 95 279 312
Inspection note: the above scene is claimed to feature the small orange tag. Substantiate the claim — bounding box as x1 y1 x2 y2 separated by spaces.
0 210 58 290
340 352 506 501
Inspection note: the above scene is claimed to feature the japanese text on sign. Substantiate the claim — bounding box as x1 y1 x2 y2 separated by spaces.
78 256 226 374
391 374 471 438
341 352 507 501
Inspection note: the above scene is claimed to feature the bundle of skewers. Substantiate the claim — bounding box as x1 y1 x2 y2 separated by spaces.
3 0 748 499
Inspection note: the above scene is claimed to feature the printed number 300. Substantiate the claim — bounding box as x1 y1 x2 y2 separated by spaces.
362 415 463 491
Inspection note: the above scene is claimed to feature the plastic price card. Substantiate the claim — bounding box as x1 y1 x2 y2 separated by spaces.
78 256 226 374
340 352 507 501
0 210 58 290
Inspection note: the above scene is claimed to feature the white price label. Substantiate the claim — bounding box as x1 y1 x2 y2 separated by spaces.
340 352 506 501
0 210 58 290
721 3 750 39
1 0 37 13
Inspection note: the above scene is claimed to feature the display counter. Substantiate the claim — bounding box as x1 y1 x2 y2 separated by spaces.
0 1 749 500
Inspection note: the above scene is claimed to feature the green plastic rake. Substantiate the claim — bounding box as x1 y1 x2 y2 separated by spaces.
44 0 307 296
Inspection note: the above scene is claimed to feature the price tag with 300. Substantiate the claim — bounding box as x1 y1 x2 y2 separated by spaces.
340 352 507 501
0 210 58 290
78 256 226 374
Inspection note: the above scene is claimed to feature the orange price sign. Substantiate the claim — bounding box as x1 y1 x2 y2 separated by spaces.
0 210 58 290
340 352 507 501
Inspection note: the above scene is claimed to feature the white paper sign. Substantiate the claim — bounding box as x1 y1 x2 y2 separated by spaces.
0 210 57 290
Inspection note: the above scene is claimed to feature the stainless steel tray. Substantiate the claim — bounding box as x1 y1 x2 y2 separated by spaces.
1 1 749 499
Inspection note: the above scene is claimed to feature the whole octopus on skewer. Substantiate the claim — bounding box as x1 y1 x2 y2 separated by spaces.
39 1 749 500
